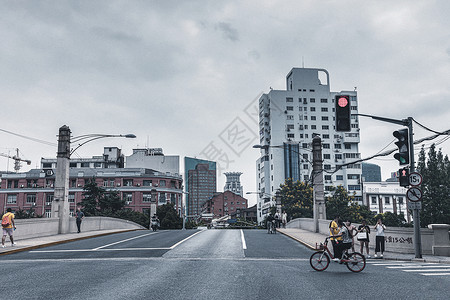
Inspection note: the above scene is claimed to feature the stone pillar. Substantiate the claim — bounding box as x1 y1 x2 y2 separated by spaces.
428 224 450 256
312 136 326 233
52 125 71 234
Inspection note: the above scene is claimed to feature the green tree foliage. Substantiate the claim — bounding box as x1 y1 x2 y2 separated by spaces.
14 207 41 219
80 178 105 216
278 178 313 219
325 185 374 223
98 190 126 213
416 144 450 226
156 203 182 229
373 212 406 227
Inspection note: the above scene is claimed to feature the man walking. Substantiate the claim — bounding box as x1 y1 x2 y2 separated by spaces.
2 208 16 247
75 206 84 233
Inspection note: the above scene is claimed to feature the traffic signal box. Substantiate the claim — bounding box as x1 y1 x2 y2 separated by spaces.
399 167 409 187
335 95 351 132
393 128 410 165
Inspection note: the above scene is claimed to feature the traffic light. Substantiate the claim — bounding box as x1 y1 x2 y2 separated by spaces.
393 128 410 165
335 95 351 132
399 167 409 187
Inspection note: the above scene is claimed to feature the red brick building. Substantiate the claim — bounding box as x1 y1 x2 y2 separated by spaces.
202 190 248 219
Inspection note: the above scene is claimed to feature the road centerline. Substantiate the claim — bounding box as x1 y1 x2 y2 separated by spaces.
169 230 204 249
240 229 247 250
92 232 158 250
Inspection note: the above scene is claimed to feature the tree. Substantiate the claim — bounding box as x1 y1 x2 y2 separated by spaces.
278 178 313 219
416 144 450 226
80 178 105 216
156 203 182 229
373 212 406 227
98 190 126 213
325 185 375 223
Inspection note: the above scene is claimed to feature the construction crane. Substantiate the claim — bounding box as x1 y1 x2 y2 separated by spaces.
0 148 31 172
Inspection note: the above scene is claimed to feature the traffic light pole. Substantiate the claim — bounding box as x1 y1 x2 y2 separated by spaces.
357 114 422 258
407 117 422 258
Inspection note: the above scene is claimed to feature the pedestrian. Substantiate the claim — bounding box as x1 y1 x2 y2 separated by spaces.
345 220 357 252
75 206 84 233
281 211 287 228
1 208 17 248
329 216 341 259
374 218 386 258
357 219 371 258
274 211 281 228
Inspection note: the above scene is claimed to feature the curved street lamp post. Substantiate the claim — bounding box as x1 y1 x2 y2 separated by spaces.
52 125 136 234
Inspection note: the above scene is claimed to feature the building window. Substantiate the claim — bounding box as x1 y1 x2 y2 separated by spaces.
287 124 295 130
323 134 329 139
123 192 133 204
311 125 316 130
335 154 342 160
143 180 152 186
46 194 54 205
303 164 309 169
335 144 341 149
286 106 294 111
324 165 331 170
371 197 377 204
324 175 332 180
310 107 316 112
345 144 352 149
320 98 328 103
398 197 404 204
26 194 36 204
7 194 17 204
70 162 77 168
143 193 152 202
159 180 166 187
321 107 328 112
323 154 331 159
322 116 329 121
336 175 343 180
124 179 133 187
287 115 294 120
286 97 293 102
347 174 360 180
348 185 361 191
385 197 390 204
287 133 295 138
323 144 330 149
311 116 316 120
322 125 329 130
68 193 75 203
45 209 51 218
94 162 102 168
159 193 166 203
302 143 308 148
310 98 315 103
81 162 90 168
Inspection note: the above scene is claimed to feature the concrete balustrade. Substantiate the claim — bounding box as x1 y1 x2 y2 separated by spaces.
12 216 145 240
287 218 449 256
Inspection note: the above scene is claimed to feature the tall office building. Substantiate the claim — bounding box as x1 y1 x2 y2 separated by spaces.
256 68 362 224
184 157 216 218
223 172 243 196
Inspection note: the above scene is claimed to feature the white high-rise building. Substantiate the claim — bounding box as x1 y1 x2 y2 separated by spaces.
256 68 362 224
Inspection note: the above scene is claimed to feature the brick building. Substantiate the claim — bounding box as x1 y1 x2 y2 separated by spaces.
202 190 248 219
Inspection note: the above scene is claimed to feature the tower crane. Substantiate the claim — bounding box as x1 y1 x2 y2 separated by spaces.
0 148 31 172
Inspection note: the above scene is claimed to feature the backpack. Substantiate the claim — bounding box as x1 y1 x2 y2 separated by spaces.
1 214 10 228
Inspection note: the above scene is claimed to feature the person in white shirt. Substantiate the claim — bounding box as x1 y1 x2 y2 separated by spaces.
374 218 386 258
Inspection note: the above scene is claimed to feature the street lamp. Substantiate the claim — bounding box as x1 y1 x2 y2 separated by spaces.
181 191 189 230
52 125 136 234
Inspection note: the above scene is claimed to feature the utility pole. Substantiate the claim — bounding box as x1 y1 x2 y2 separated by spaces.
312 136 326 232
52 125 71 234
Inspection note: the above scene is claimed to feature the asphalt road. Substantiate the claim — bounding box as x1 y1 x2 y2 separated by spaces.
0 229 448 300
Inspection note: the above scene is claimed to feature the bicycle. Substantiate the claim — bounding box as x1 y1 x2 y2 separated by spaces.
309 237 366 272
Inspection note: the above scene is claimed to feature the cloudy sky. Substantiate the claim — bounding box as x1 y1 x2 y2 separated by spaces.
1 0 450 206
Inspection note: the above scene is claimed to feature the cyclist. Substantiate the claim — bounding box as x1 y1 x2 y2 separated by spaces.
333 219 353 262
329 216 341 260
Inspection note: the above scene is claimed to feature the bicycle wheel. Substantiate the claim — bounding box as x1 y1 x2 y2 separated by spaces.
345 252 366 272
310 251 330 271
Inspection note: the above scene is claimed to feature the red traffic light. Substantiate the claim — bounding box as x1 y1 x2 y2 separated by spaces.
337 96 349 108
335 95 351 132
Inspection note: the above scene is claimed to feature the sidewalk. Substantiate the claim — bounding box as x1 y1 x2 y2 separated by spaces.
277 228 450 264
0 229 140 256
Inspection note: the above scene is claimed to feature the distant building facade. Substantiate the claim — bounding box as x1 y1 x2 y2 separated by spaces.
202 190 248 219
362 162 382 182
223 172 243 196
184 157 216 218
0 168 183 218
126 148 180 175
363 181 410 222
41 147 125 169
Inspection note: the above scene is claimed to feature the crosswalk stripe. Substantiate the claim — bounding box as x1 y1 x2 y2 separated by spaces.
421 273 450 276
387 265 449 269
403 269 450 272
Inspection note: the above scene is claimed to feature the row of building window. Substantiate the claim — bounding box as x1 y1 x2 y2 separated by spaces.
371 196 404 205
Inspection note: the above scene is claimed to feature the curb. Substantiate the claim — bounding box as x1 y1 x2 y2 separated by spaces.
0 229 142 256
277 230 316 250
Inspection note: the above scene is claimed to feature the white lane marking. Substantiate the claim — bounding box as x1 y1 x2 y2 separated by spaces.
92 232 157 250
169 230 204 249
403 268 450 272
368 263 413 266
421 273 450 276
240 229 247 250
30 248 171 253
387 265 450 269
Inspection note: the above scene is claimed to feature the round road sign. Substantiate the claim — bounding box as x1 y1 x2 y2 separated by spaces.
409 172 422 186
407 187 423 202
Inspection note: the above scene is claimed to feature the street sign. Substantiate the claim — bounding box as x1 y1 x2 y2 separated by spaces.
407 201 422 210
409 172 422 186
407 187 423 202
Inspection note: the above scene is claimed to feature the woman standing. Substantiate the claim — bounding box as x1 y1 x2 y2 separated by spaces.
357 220 371 258
345 220 357 252
374 218 386 258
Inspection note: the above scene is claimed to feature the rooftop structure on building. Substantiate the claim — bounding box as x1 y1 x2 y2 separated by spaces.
41 147 125 169
223 172 243 196
126 148 180 175
184 157 216 218
255 67 362 225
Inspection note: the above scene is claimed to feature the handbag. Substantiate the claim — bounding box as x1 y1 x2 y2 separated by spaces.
357 232 367 240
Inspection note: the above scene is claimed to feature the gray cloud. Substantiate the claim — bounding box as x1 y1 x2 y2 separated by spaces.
215 22 239 41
